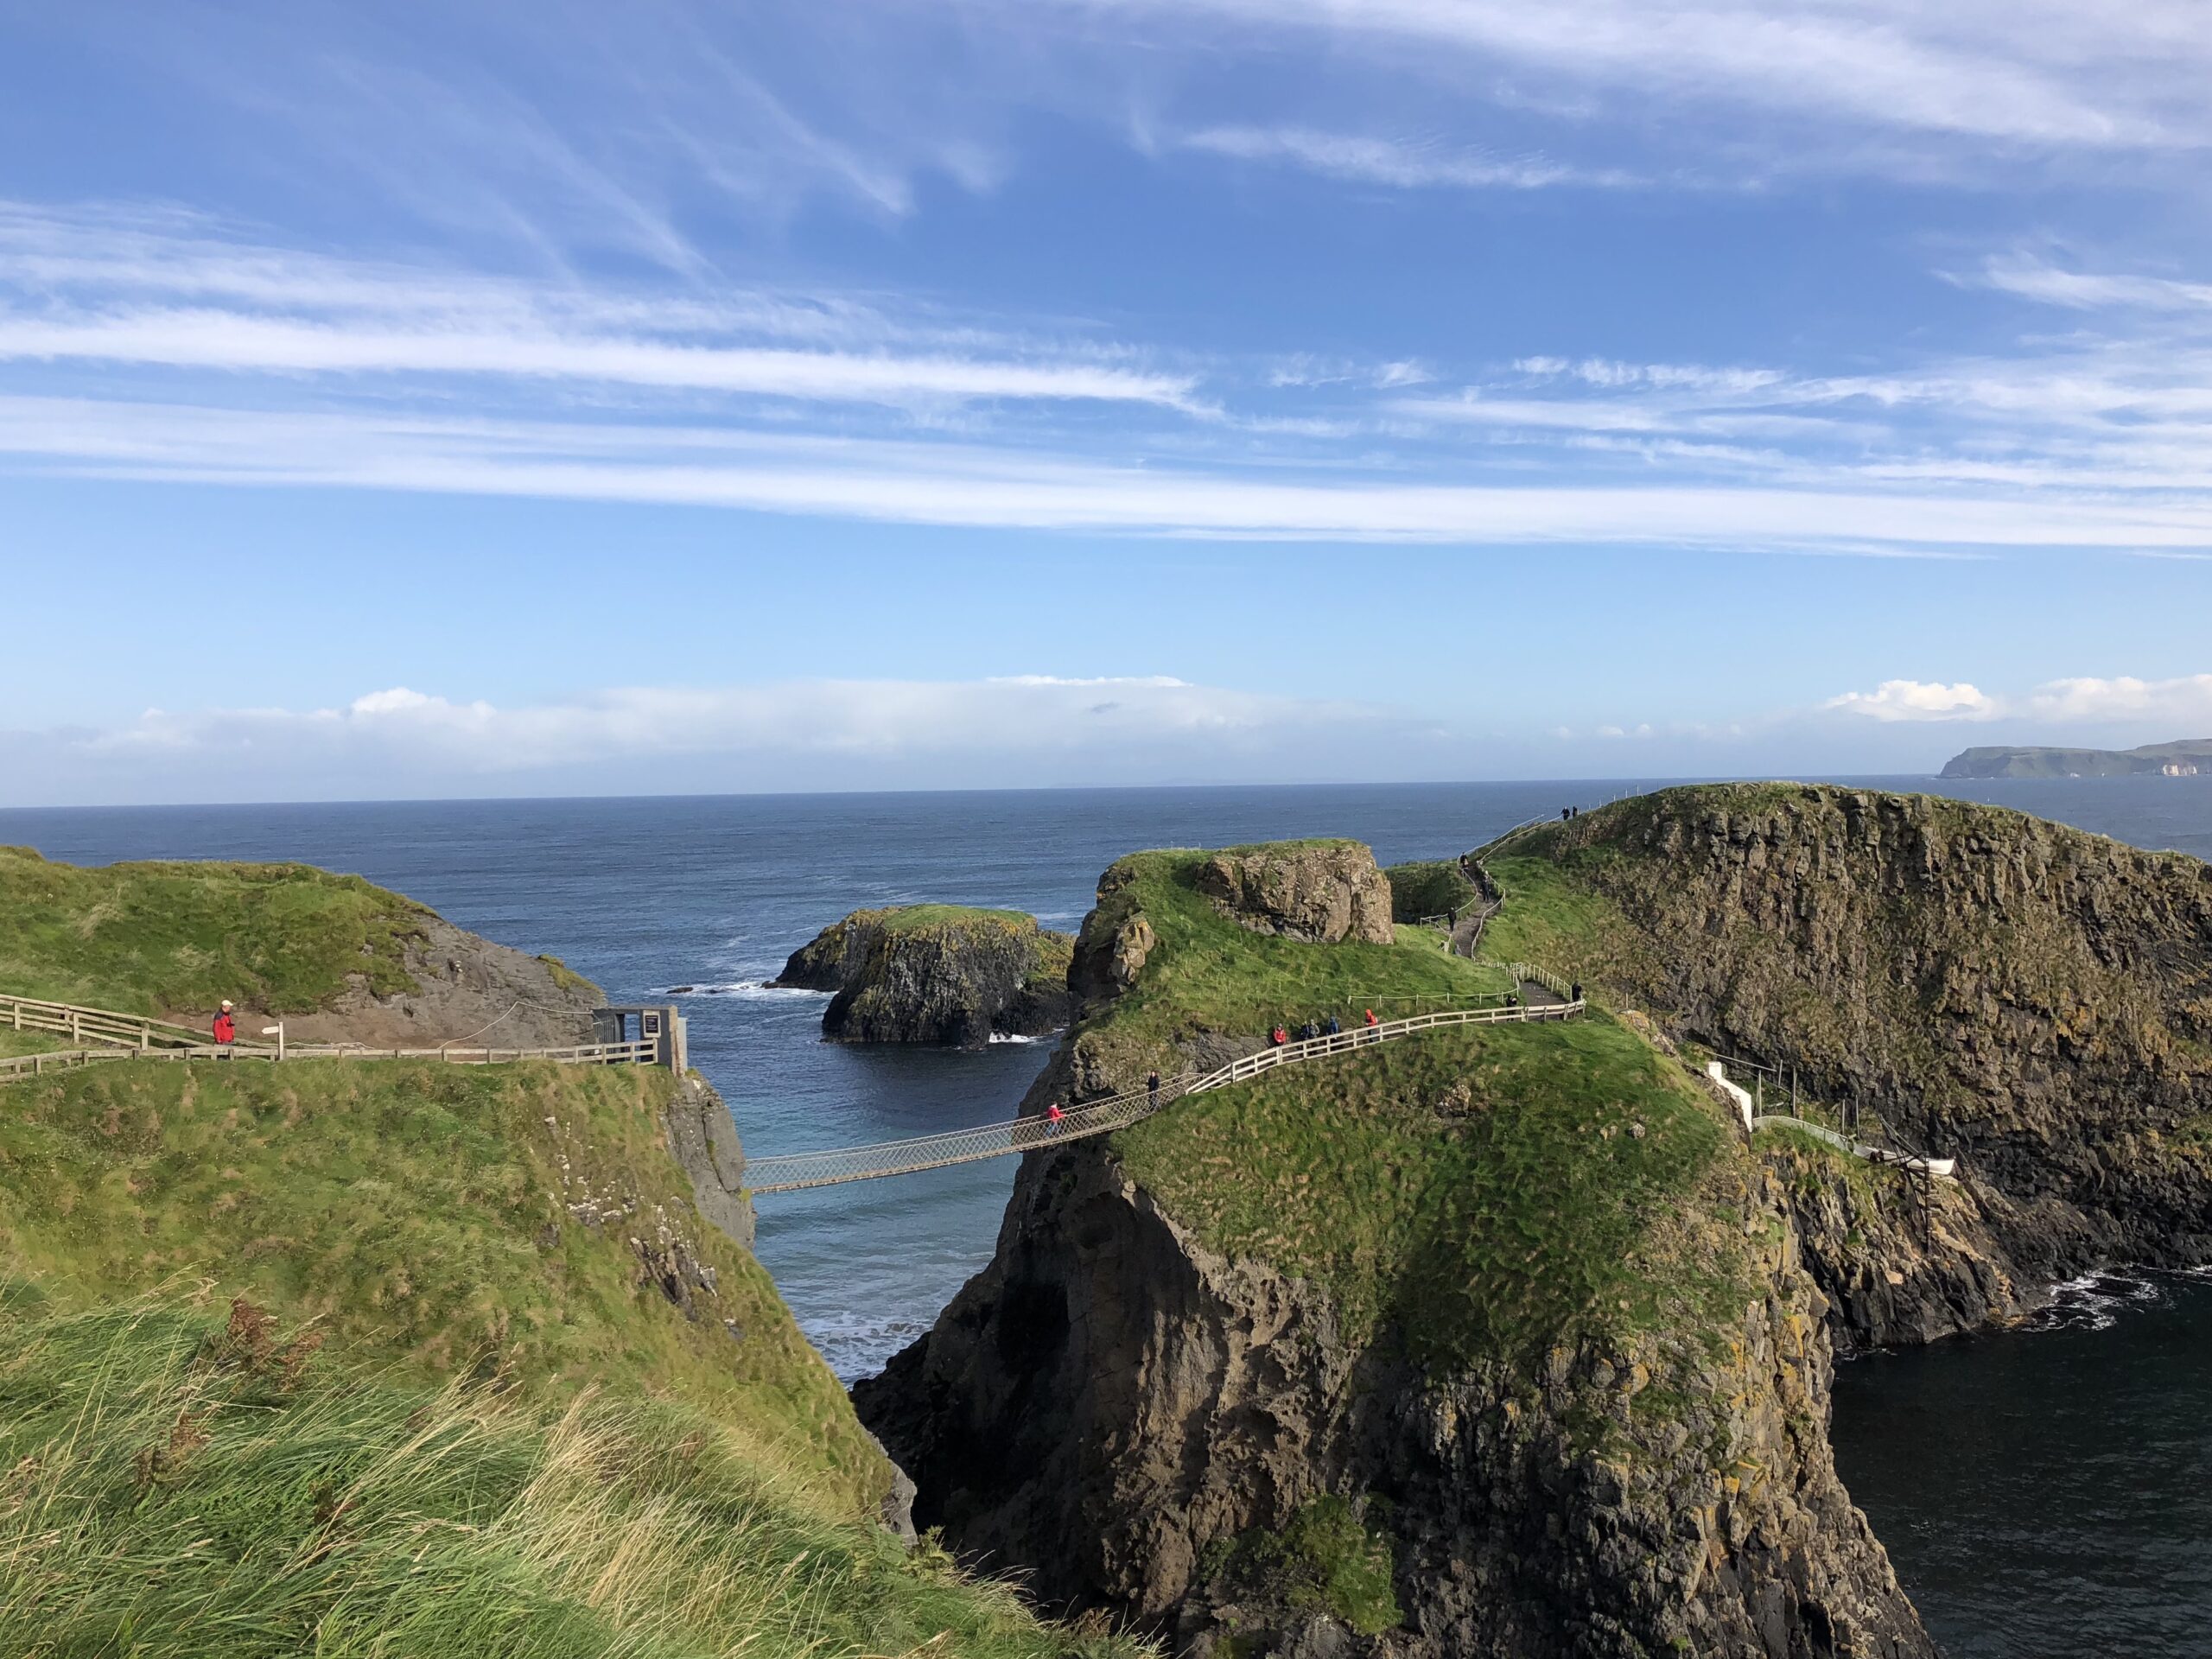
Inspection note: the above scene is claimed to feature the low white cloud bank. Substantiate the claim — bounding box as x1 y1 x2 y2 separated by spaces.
1825 672 2212 726
3 675 1416 805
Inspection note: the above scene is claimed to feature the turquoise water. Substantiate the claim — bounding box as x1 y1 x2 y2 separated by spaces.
8 772 2209 1656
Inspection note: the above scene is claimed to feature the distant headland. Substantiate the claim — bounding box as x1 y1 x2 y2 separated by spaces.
1940 737 2212 779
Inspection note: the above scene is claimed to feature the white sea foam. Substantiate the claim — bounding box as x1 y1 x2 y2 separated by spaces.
661 980 831 1001
800 1309 935 1382
2031 1271 2166 1332
987 1031 1039 1045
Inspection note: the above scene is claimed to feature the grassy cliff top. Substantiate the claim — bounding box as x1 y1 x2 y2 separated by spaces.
0 1054 1147 1659
1060 841 1749 1365
864 903 1047 937
1114 1010 1747 1364
0 845 430 1016
1074 844 1510 1080
0 1058 872 1495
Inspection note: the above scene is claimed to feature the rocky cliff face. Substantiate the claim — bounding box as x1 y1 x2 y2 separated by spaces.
1193 843 1396 945
774 906 1074 1046
1505 785 2212 1289
858 1140 1931 1658
264 913 606 1050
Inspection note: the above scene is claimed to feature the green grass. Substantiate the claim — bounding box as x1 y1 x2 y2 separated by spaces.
0 1292 1151 1659
0 845 429 1016
1469 851 1637 984
1070 848 1511 1084
1381 860 1478 922
0 1056 881 1506
0 1029 69 1060
871 904 1038 937
1200 1496 1402 1637
1113 1010 1747 1364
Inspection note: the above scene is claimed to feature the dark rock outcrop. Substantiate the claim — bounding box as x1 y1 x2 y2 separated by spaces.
773 906 1073 1046
858 1141 1933 1658
1511 784 2212 1292
1192 843 1395 945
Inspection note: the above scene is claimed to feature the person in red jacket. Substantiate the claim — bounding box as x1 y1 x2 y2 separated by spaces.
212 1000 237 1058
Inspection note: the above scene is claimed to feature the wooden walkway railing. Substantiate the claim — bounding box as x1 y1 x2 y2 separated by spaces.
0 988 669 1088
2 993 208 1052
742 987 1586 1194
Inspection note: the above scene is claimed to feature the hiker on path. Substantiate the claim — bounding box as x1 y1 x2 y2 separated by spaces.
1363 1007 1379 1042
1325 1014 1341 1036
1147 1070 1161 1109
1271 1025 1289 1046
1046 1102 1065 1136
1571 982 1583 1006
212 1001 237 1058
1299 1020 1318 1042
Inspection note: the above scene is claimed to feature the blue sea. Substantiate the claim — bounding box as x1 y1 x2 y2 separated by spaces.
7 773 2209 1658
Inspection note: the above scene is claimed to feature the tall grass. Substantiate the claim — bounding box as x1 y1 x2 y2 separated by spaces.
0 1290 1151 1659
0 846 429 1015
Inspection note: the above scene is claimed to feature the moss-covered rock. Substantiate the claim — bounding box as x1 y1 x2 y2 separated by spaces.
1193 842 1395 944
1484 782 2212 1292
773 906 1073 1046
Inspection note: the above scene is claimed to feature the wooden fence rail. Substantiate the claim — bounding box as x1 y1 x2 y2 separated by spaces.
0 1034 664 1087
2 993 208 1052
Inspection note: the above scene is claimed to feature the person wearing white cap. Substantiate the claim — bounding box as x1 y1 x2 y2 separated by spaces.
212 999 237 1058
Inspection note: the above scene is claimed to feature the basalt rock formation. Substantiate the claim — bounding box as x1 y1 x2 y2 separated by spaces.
1497 784 2212 1294
774 906 1074 1046
1192 842 1396 945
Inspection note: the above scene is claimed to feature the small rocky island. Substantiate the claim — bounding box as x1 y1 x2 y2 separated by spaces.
772 904 1074 1046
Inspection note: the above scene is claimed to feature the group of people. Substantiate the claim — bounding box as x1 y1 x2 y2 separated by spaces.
1269 1007 1380 1046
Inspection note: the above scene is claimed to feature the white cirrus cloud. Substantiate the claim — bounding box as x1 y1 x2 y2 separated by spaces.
1177 125 1634 189
1824 680 2004 721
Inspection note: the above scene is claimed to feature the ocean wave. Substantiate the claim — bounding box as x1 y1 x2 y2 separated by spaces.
660 980 831 1001
799 1310 937 1382
987 1031 1040 1045
2030 1270 2168 1332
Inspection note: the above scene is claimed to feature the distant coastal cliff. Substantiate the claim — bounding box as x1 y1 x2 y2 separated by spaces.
1940 736 2212 778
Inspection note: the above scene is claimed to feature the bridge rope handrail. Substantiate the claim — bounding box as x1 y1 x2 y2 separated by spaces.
742 981 1585 1194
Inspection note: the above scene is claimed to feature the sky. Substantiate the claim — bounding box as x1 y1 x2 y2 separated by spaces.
3 0 2211 805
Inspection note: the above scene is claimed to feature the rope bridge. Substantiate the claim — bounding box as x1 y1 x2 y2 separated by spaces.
743 974 1583 1194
